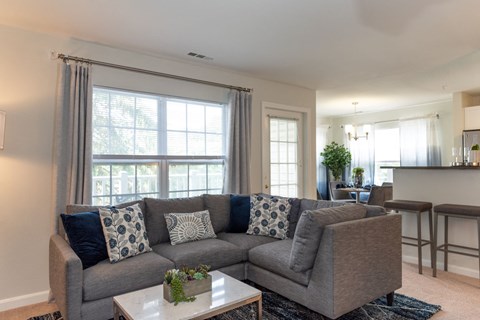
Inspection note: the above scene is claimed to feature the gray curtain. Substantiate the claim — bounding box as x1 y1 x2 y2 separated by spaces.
223 90 252 194
51 61 93 233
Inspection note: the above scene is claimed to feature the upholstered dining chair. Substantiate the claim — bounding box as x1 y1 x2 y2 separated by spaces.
328 181 356 202
367 185 393 207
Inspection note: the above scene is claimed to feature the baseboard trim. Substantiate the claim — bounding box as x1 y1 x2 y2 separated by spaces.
0 290 49 312
402 255 479 278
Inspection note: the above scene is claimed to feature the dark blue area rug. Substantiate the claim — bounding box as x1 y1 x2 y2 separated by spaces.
29 292 440 320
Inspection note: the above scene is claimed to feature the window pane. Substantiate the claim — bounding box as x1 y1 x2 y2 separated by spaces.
189 164 207 190
208 164 223 189
187 133 206 155
187 104 205 132
167 132 186 155
135 129 158 155
169 164 188 192
206 106 222 133
110 94 135 127
93 91 109 126
137 164 158 194
136 97 158 129
206 134 222 155
111 128 134 154
93 127 109 154
167 101 186 131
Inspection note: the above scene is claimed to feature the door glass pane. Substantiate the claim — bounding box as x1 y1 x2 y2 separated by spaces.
269 117 299 197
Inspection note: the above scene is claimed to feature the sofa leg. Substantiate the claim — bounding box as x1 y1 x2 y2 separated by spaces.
386 292 394 306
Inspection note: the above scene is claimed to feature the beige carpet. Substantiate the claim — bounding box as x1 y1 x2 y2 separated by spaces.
1 262 478 320
398 263 480 319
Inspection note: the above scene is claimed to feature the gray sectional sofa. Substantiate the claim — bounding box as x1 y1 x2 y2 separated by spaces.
49 194 402 320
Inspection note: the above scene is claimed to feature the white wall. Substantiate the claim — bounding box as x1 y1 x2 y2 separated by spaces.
0 24 316 309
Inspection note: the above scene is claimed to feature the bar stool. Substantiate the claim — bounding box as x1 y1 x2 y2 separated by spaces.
433 204 480 278
384 200 434 275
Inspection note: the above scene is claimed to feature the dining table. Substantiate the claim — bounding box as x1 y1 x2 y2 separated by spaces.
339 187 370 203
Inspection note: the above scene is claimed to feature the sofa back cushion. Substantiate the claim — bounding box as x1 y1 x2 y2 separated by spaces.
288 199 345 238
144 196 205 245
289 204 367 272
203 194 230 233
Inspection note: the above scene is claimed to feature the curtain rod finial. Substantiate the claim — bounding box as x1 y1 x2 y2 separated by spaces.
50 50 58 60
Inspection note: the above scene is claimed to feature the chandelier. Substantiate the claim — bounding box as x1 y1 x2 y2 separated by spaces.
344 102 371 141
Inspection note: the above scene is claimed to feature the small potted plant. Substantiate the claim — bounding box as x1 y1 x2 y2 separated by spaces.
471 144 480 165
352 167 364 188
320 142 352 181
163 264 211 305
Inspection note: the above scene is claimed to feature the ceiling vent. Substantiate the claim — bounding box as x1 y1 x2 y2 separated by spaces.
187 52 213 61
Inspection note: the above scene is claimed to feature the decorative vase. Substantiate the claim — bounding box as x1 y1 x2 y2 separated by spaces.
163 275 212 303
354 175 363 188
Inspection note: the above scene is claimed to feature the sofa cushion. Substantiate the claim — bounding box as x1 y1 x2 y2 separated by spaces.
164 210 216 245
249 239 311 286
152 238 243 270
144 196 204 245
60 211 108 269
99 204 152 263
216 232 279 260
247 194 291 239
83 251 174 301
289 199 345 238
203 194 230 233
364 204 386 217
289 204 367 272
228 195 251 233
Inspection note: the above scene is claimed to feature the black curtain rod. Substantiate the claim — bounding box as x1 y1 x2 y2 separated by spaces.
55 53 252 93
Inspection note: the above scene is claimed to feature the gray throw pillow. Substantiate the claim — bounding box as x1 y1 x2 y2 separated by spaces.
289 204 367 272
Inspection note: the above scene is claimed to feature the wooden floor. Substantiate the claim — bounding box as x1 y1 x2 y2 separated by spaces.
1 262 479 320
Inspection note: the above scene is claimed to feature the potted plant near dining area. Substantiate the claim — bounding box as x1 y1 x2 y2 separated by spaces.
320 142 352 181
352 167 364 188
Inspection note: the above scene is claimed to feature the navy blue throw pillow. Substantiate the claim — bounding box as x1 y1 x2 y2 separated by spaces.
228 195 251 233
61 211 108 269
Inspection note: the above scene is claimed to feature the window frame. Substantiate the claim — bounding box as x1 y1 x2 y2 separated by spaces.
91 86 227 204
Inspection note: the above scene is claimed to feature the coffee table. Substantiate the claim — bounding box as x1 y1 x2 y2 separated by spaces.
113 270 262 320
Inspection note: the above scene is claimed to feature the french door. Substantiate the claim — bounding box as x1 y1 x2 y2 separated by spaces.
262 108 304 197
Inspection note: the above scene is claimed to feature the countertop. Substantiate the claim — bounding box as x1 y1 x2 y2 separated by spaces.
380 166 480 169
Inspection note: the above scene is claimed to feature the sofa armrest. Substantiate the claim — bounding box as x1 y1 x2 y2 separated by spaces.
307 214 402 319
49 234 83 320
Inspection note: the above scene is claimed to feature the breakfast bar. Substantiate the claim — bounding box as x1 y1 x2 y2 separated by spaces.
383 166 480 279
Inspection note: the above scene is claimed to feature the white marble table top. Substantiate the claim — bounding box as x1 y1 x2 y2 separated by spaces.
113 270 262 320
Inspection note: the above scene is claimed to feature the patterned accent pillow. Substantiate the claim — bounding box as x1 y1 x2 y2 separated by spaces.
246 194 292 239
164 210 217 245
99 204 152 263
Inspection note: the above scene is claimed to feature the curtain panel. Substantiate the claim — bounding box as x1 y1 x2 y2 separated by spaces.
223 90 252 194
51 61 93 233
399 117 441 166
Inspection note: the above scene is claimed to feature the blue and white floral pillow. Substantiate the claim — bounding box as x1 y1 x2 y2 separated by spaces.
246 194 292 239
99 204 152 263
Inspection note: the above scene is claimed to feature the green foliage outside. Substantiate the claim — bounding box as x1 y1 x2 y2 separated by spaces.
320 142 352 181
472 144 479 151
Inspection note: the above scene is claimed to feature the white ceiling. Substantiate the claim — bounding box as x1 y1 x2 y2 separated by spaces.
2 0 480 116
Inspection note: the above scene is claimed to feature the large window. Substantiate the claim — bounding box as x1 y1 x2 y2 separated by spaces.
374 123 400 184
92 87 226 205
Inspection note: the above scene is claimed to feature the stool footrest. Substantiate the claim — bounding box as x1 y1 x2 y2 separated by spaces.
436 244 480 259
402 236 431 247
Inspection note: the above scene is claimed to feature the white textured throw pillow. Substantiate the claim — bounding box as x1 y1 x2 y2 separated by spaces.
99 204 152 263
164 210 217 245
246 194 292 239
